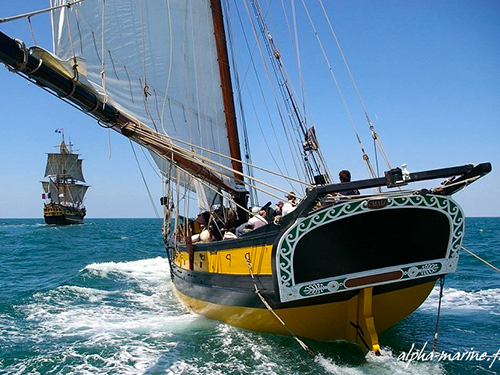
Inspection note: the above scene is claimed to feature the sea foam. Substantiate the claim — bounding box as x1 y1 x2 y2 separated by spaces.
420 287 500 314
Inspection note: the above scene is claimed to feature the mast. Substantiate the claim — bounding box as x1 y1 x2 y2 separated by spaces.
210 0 244 182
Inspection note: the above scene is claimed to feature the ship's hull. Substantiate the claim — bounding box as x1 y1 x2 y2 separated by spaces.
167 194 464 351
172 276 436 342
44 203 86 225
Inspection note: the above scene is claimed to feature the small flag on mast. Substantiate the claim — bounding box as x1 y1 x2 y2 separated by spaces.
55 128 63 133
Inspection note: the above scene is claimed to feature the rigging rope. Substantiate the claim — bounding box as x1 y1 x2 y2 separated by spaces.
129 140 160 219
157 111 308 186
244 253 316 357
159 0 173 136
27 16 37 45
318 0 393 171
289 0 308 122
100 0 107 105
0 0 86 24
431 276 445 352
233 1 299 186
462 245 500 273
224 0 259 206
300 0 377 179
138 0 159 133
240 0 308 185
131 127 299 201
249 0 329 184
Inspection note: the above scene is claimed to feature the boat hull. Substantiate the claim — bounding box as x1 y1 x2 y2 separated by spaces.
167 194 464 350
172 276 436 342
43 203 85 225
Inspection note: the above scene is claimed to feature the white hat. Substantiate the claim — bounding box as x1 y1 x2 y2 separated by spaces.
251 206 260 214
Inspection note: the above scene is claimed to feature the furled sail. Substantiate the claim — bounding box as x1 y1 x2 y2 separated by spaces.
50 0 242 200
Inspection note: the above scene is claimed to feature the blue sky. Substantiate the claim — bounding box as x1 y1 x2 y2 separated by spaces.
0 0 498 218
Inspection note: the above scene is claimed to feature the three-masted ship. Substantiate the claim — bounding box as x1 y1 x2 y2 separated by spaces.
0 0 491 353
42 136 88 225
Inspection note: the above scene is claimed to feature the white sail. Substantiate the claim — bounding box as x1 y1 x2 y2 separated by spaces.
42 180 62 204
44 153 85 182
65 184 89 204
50 0 237 197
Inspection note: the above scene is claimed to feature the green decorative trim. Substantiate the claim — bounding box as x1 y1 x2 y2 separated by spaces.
276 194 464 303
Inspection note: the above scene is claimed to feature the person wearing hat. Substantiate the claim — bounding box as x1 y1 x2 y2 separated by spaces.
282 192 297 216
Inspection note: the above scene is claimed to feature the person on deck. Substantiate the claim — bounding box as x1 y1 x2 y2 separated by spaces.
235 207 268 237
248 209 268 229
282 192 297 216
273 201 284 217
338 170 360 196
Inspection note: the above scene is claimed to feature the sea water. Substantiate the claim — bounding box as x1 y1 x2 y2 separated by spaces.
0 218 499 374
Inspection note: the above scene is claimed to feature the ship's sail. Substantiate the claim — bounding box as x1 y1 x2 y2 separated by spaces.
50 0 242 203
64 184 89 204
42 180 88 205
42 180 61 204
44 153 85 182
42 139 88 207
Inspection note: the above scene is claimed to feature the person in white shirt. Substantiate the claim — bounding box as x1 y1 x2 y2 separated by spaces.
282 192 297 216
236 207 268 237
248 209 267 230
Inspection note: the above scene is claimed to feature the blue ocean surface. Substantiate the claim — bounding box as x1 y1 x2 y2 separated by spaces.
0 218 499 374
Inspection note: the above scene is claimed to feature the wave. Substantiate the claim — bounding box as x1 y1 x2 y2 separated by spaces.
314 347 445 375
82 256 170 282
420 287 500 314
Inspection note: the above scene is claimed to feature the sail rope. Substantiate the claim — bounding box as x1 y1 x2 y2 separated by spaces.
300 0 377 179
130 127 303 200
223 0 259 206
241 0 309 187
159 0 174 136
107 128 112 160
244 253 316 357
243 0 309 182
164 126 311 186
26 16 37 45
277 0 308 122
245 84 305 193
318 0 393 172
100 0 108 105
289 0 308 124
129 140 161 219
232 1 299 188
0 0 86 24
139 147 162 180
179 168 255 222
73 7 84 55
462 245 500 273
188 1 205 157
138 1 159 133
250 0 331 185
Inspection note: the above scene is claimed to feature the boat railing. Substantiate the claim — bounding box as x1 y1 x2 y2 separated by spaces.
282 162 491 227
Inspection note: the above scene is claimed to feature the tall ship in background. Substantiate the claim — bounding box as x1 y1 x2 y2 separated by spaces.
42 130 88 225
